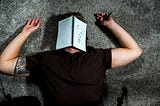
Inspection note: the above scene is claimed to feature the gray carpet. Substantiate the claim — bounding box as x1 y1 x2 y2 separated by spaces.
0 0 160 106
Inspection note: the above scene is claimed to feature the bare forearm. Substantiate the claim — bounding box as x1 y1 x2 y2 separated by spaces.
106 21 142 51
0 31 30 62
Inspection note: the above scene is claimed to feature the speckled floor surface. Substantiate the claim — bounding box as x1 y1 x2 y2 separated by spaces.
0 0 160 106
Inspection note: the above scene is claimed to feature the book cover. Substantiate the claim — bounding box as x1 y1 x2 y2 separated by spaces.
56 16 87 52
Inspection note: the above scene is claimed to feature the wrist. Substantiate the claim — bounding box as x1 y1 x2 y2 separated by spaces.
104 20 117 29
20 31 31 37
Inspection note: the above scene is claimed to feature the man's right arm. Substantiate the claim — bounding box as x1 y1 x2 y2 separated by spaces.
0 18 41 76
95 14 143 68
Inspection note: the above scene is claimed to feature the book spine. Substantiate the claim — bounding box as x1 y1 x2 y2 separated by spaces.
71 16 74 46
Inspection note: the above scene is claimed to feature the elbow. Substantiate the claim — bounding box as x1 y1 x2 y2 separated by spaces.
134 47 143 59
0 61 4 72
138 47 143 56
0 57 3 70
0 56 4 69
0 56 8 72
0 58 4 71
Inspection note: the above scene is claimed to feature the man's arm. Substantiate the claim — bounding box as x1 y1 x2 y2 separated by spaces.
96 14 143 68
0 18 41 76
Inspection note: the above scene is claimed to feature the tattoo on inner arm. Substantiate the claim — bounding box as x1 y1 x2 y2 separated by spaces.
14 57 29 75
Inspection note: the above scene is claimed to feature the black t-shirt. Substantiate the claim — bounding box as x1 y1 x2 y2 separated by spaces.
26 47 112 106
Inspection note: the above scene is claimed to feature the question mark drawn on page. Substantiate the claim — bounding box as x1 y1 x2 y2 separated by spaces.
76 25 85 43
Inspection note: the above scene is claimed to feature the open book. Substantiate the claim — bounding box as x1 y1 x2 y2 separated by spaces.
56 16 87 52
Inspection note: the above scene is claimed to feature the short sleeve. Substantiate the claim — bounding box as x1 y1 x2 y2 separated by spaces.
88 47 112 70
25 51 52 75
87 47 112 69
25 53 42 72
102 49 112 69
25 51 53 83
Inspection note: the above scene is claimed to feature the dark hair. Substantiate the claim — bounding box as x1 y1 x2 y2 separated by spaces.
57 12 86 22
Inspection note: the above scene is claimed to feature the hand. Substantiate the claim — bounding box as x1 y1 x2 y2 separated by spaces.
22 18 41 34
95 13 114 27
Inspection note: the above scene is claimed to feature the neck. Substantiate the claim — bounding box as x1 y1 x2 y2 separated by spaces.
64 48 81 54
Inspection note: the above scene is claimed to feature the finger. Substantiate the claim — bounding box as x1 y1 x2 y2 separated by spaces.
36 19 41 26
27 19 32 25
36 18 39 23
96 17 100 20
30 19 34 25
35 19 41 28
95 13 107 20
96 15 104 21
30 18 36 25
34 18 39 26
38 19 42 25
98 14 109 20
95 14 103 20
100 17 104 21
33 18 38 26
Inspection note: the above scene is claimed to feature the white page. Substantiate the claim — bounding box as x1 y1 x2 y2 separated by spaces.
73 16 87 52
56 16 73 50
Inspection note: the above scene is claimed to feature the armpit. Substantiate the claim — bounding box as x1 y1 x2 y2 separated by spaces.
14 57 29 75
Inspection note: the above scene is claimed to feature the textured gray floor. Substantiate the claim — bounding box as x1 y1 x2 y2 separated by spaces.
0 0 160 106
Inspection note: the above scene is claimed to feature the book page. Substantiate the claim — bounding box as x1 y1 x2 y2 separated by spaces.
73 17 87 51
56 16 73 50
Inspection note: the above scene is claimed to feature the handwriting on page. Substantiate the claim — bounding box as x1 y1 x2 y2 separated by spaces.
76 25 85 43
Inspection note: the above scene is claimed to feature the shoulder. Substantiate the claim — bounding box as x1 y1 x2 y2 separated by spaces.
86 46 112 69
26 50 55 58
86 46 111 54
25 49 66 62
